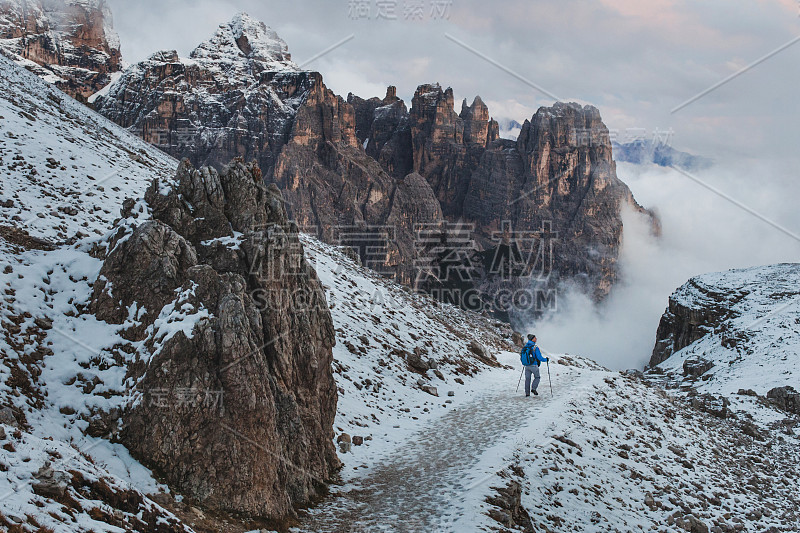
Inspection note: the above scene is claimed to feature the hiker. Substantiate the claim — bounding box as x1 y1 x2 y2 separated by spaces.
520 334 548 396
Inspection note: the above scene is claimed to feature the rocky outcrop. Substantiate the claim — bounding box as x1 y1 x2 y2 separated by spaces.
767 386 800 415
464 102 642 304
339 85 651 320
648 265 800 400
486 475 534 532
649 276 750 367
683 357 714 378
91 158 339 520
365 88 651 319
0 0 121 100
410 84 487 216
93 13 311 178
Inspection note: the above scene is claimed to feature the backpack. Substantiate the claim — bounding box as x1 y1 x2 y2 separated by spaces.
521 343 539 366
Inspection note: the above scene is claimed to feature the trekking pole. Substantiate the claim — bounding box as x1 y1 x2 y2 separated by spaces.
546 359 553 397
515 368 524 393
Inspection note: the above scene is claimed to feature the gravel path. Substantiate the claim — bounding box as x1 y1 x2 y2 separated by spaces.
299 370 572 533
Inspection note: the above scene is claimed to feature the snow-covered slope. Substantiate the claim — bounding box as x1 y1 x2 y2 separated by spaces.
0 51 191 533
302 236 515 473
0 53 176 244
649 264 800 398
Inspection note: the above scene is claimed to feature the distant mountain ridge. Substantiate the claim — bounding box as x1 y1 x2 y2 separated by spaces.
613 138 713 171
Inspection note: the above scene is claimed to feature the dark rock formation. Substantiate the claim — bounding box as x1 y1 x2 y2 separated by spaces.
336 84 654 321
0 0 121 100
93 13 312 178
689 393 730 419
767 386 800 415
91 158 339 520
410 84 487 216
650 278 748 367
683 357 714 378
486 478 535 532
272 79 443 284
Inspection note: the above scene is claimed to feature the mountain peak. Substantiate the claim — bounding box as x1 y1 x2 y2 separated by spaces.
189 12 298 71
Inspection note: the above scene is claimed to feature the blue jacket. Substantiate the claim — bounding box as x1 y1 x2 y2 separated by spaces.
520 341 547 366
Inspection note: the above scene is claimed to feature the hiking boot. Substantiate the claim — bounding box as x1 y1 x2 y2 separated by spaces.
525 394 530 397
532 390 539 396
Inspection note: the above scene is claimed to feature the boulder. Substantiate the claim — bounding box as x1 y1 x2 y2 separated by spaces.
407 350 430 372
683 358 714 378
690 394 731 419
0 406 19 428
31 463 70 499
685 515 710 533
767 386 800 415
421 385 439 397
468 340 490 359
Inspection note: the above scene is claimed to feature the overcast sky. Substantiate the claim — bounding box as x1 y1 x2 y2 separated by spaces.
107 0 800 163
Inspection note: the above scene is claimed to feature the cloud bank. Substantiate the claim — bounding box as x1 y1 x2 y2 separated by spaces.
531 159 800 370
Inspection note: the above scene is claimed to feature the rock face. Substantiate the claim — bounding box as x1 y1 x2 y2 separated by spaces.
91 158 339 519
272 79 443 284
650 274 752 367
95 13 653 323
93 13 309 178
355 85 649 319
279 82 651 321
649 264 800 397
0 0 121 100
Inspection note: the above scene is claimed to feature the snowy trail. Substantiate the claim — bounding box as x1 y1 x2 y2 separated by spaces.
300 360 590 533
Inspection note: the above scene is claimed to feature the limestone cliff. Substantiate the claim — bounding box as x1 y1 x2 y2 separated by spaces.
0 0 121 99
